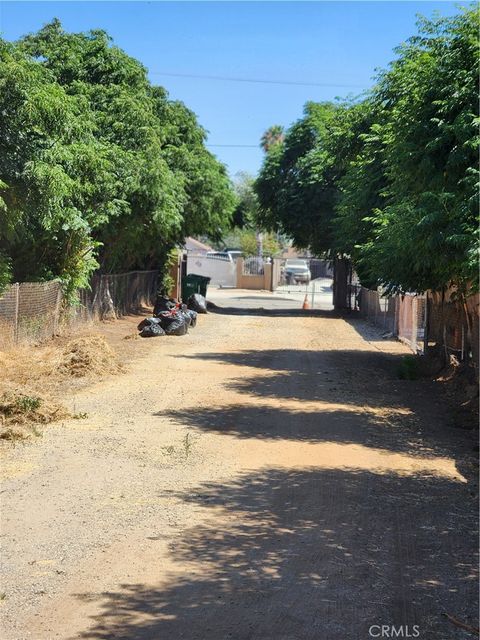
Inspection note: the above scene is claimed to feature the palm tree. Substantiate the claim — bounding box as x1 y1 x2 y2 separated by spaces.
260 125 285 152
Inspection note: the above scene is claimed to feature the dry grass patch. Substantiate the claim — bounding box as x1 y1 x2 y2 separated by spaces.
0 335 122 386
0 382 70 441
57 336 122 378
0 334 122 438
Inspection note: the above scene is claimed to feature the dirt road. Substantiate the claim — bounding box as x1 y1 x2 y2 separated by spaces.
0 291 478 639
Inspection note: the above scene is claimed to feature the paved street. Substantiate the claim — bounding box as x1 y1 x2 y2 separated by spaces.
208 277 334 311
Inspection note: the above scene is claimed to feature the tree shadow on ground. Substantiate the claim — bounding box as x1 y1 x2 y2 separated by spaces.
177 348 404 392
75 467 478 640
225 296 302 302
171 348 475 461
162 403 448 459
208 306 337 318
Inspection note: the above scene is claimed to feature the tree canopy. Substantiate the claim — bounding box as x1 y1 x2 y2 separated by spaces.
260 125 285 153
256 7 479 295
0 20 235 297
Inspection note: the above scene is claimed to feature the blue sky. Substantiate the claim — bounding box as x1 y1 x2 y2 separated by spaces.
0 1 468 178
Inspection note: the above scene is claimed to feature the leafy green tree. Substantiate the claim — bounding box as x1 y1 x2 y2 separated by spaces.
231 172 259 228
356 7 479 294
332 102 388 288
256 7 479 297
0 252 11 295
239 229 280 257
158 95 235 243
260 125 285 153
0 36 107 296
0 20 234 297
256 101 348 255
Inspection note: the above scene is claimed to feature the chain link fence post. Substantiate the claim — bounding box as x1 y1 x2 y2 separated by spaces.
13 283 20 345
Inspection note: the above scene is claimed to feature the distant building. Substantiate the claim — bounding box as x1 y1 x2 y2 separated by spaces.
281 245 305 260
184 237 213 254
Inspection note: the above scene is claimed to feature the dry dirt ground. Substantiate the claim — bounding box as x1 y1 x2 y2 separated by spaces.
0 291 478 640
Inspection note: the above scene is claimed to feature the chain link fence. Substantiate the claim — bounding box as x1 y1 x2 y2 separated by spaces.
0 281 63 348
426 290 479 370
355 287 426 352
0 271 158 348
308 258 333 279
396 294 427 353
77 271 159 322
352 285 478 371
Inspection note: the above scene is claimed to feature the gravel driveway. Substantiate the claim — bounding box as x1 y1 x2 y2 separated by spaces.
0 290 477 639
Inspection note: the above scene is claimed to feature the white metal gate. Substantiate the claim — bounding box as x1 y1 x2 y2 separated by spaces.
186 253 236 287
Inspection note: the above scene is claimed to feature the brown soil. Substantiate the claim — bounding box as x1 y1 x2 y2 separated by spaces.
0 299 477 640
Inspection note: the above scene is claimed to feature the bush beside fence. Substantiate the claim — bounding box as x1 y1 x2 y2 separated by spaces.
0 270 158 348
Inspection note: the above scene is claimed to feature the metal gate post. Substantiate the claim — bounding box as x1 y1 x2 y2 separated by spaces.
423 295 429 355
13 283 19 344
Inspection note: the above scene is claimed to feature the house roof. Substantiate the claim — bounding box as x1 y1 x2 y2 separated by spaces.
184 237 213 253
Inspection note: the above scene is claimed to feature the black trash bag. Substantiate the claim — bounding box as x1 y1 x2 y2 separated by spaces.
139 323 165 338
182 311 192 328
137 316 162 331
157 311 178 330
156 310 188 336
187 293 207 314
185 309 198 328
164 315 188 336
154 295 177 316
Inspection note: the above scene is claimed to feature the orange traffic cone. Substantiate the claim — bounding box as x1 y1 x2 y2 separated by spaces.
302 294 310 310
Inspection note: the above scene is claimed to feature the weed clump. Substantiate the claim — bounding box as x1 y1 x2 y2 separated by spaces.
0 334 121 442
398 354 420 380
0 383 70 440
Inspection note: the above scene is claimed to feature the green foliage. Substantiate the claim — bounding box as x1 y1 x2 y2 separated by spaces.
238 230 258 256
357 7 479 295
232 172 259 229
256 101 352 255
239 230 280 257
255 7 479 296
0 21 234 299
230 171 281 258
260 125 285 152
159 247 179 296
15 395 41 413
0 252 11 294
398 355 420 380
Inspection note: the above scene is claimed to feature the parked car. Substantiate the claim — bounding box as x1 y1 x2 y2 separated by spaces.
226 250 243 261
206 251 235 262
284 259 311 284
205 250 243 262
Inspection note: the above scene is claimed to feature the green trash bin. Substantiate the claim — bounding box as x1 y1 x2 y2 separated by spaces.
181 273 211 302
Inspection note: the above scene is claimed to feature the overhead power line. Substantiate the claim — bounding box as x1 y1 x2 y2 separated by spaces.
207 144 259 148
149 71 365 89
